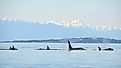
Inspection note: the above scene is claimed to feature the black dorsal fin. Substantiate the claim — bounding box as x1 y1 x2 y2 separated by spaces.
68 40 72 50
47 46 50 50
98 46 101 51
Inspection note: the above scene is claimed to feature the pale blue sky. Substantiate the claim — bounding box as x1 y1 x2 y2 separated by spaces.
0 0 121 27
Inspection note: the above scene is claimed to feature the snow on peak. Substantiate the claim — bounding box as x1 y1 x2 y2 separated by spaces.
0 18 17 22
0 18 121 31
45 20 83 27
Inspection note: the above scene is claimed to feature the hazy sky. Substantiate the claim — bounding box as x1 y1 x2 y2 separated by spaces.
0 0 121 27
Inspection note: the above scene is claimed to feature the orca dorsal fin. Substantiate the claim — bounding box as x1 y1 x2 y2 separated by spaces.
68 40 72 50
98 46 101 51
47 46 50 50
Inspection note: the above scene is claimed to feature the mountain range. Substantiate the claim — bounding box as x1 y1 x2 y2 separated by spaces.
0 19 121 41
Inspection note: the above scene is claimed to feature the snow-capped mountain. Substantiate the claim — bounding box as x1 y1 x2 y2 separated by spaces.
0 19 121 40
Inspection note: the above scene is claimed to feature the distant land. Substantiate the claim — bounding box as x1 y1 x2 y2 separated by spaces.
0 37 121 43
0 19 121 40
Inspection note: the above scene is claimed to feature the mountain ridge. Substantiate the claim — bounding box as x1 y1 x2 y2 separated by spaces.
0 19 121 40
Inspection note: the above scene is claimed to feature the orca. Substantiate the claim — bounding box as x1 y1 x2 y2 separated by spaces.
68 40 86 51
9 46 18 50
36 46 61 50
0 46 18 50
103 48 114 51
98 46 114 51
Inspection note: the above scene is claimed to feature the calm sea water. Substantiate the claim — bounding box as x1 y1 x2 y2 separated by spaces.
0 43 121 68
